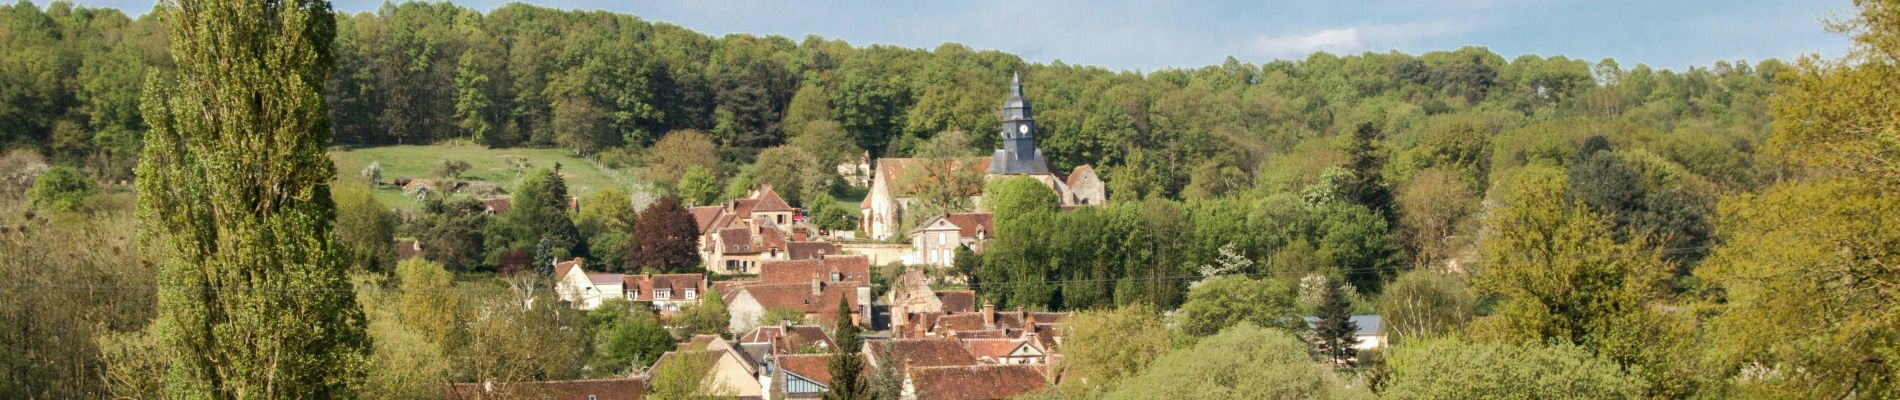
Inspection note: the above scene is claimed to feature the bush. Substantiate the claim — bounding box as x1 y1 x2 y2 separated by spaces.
1380 338 1644 399
27 166 96 212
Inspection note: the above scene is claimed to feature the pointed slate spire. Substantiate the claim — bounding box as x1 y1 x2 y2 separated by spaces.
989 73 1051 175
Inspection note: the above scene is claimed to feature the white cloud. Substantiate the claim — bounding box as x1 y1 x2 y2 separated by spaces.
1249 28 1364 58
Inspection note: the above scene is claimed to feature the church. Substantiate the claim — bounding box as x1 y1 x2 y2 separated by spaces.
860 74 1105 241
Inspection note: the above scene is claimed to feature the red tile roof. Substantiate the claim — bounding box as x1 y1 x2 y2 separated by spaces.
689 206 723 232
623 273 706 301
758 256 871 285
588 273 626 285
753 184 796 212
786 241 841 260
449 378 646 400
776 354 834 388
481 198 512 214
393 239 421 261
960 339 1030 361
772 325 837 355
940 213 994 239
554 258 584 281
718 228 760 254
730 282 866 321
936 291 976 314
867 338 979 371
906 365 1046 400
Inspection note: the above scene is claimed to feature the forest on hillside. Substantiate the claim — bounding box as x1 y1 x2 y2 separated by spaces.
5 0 1898 399
4 0 1776 197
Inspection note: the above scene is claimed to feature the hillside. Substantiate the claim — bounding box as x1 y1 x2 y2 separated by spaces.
331 144 644 210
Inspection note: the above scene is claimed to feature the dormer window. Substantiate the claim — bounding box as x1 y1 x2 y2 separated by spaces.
685 289 698 300
656 289 671 300
831 272 842 282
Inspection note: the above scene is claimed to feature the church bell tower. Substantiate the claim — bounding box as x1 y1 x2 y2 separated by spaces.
987 73 1052 175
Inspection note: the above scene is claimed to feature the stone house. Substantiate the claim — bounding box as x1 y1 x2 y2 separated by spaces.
908 213 994 267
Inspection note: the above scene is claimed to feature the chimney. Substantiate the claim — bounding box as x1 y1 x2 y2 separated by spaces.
983 303 996 329
811 278 823 296
856 286 873 324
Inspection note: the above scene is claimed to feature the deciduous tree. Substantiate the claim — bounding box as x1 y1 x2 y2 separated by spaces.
627 196 701 272
136 0 369 395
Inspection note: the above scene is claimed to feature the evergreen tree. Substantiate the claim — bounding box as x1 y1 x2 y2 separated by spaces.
135 0 368 396
1338 122 1394 220
493 168 583 266
1313 278 1360 366
824 297 868 400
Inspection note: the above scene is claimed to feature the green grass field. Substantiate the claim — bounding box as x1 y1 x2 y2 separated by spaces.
331 144 643 210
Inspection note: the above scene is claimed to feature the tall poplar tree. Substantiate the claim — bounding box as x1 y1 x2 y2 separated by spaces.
136 0 369 397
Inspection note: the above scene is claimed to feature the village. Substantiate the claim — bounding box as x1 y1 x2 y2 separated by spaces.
13 1 1866 398
437 76 1384 400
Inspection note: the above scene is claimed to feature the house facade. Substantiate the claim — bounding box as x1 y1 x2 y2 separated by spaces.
553 258 706 313
722 257 873 335
909 213 994 267
691 184 804 274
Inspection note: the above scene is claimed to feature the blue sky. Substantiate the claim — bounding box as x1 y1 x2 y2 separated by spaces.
63 0 1853 72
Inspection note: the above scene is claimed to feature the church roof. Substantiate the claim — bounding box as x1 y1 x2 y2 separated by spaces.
1066 165 1097 187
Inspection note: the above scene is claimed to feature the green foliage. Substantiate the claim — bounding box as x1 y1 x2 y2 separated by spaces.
452 52 496 144
824 297 869 400
355 274 453 400
751 145 827 206
26 165 94 212
465 282 588 383
1315 203 1399 292
756 307 807 327
647 130 720 186
672 287 729 338
1395 169 1476 268
1104 323 1362 400
1337 122 1395 219
649 350 729 399
411 196 490 272
335 182 397 273
394 258 464 347
675 165 721 206
982 175 1059 223
1177 276 1302 337
1381 338 1645 399
1470 166 1666 345
1054 304 1171 395
135 0 370 396
489 168 585 271
804 192 858 231
1697 179 1900 398
1312 278 1360 365
1378 270 1473 344
587 299 674 376
431 159 473 180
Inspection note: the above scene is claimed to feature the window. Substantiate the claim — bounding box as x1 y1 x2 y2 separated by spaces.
656 289 671 300
589 395 597 400
686 289 698 300
938 234 947 246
